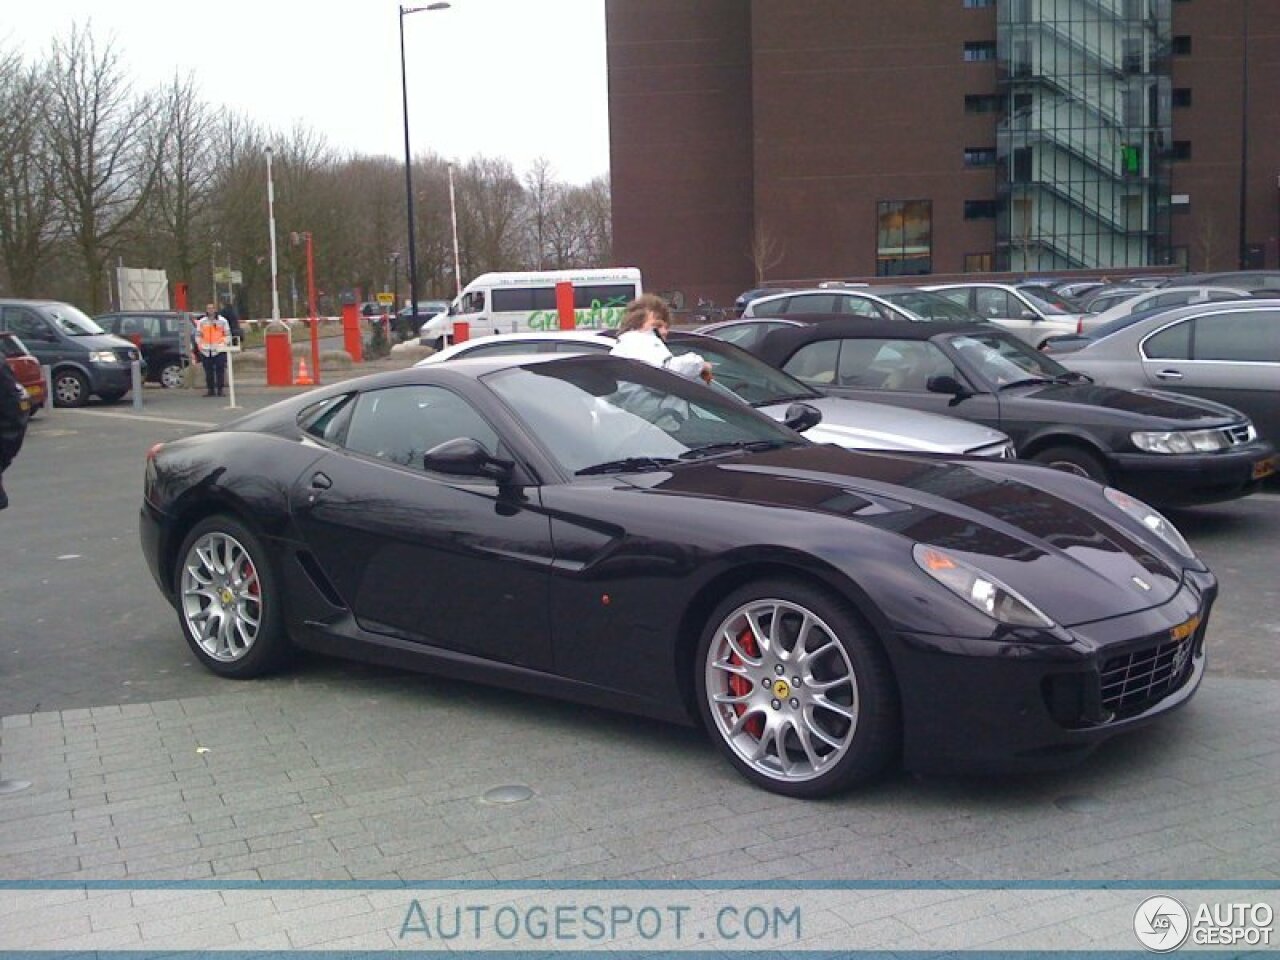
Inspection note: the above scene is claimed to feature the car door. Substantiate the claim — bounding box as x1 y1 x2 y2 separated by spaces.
289 384 556 670
1140 307 1280 443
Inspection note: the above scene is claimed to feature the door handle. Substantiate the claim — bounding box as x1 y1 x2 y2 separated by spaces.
310 472 332 490
1155 369 1184 381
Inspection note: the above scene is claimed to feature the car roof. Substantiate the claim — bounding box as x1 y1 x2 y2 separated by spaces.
758 316 987 353
1080 297 1280 343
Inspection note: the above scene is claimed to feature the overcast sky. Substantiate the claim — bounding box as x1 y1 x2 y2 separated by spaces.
4 0 611 184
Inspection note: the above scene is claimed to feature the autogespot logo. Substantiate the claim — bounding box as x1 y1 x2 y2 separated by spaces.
1134 895 1191 952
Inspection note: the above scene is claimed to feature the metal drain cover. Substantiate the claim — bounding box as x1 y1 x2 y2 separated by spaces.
0 780 32 796
482 784 534 805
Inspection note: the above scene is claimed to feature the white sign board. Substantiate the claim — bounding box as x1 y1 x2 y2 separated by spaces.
117 267 170 310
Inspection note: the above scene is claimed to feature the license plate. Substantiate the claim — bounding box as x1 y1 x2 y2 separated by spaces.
1253 456 1277 480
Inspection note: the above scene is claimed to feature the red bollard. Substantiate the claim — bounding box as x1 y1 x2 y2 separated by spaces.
556 281 576 330
453 321 470 343
265 324 293 386
342 303 363 363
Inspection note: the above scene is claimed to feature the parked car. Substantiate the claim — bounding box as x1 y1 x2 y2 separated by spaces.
0 299 141 407
1163 271 1280 293
395 300 450 340
733 287 788 317
1040 304 1184 356
1073 286 1249 336
142 351 1214 796
924 282 1083 347
95 311 192 389
1056 299 1280 449
744 285 986 325
0 331 46 414
751 317 1276 507
419 330 1016 458
1047 279 1110 301
1079 285 1162 316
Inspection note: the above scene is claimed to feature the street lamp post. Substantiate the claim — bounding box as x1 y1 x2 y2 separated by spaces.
399 2 452 337
265 147 282 323
390 252 402 309
448 161 462 298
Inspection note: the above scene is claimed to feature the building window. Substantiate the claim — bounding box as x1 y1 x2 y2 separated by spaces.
1170 140 1192 160
1171 35 1192 55
964 94 1003 114
1172 88 1192 107
963 0 994 6
964 42 997 62
964 253 994 272
1012 147 1033 182
876 200 933 276
964 200 997 220
964 148 997 167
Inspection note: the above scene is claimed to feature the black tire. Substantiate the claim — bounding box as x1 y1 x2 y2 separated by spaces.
173 514 291 678
97 389 128 404
695 578 899 798
1031 444 1109 484
52 368 89 408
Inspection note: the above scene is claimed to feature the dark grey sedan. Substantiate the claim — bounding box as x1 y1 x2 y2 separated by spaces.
1058 300 1280 448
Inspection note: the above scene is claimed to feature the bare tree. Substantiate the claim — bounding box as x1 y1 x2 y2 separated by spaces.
749 216 786 285
523 156 559 270
459 156 525 275
0 49 59 295
44 24 163 310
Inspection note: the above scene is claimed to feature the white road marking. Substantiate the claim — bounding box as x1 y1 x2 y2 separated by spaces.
55 409 218 428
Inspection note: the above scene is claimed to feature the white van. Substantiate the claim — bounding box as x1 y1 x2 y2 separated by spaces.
419 268 643 347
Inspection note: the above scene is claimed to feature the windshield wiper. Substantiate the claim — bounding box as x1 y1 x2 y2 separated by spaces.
997 376 1056 392
1052 371 1093 384
768 393 819 405
575 456 679 476
678 439 791 461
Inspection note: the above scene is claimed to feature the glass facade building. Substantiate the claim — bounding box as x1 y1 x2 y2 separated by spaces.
996 0 1174 270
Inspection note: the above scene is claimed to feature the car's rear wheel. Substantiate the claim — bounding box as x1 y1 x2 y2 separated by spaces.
695 579 898 797
52 369 88 407
1032 444 1108 484
159 360 184 389
175 515 289 678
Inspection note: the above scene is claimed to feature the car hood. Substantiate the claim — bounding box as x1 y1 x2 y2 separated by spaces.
757 396 1010 454
634 444 1186 627
1014 382 1244 425
78 332 138 352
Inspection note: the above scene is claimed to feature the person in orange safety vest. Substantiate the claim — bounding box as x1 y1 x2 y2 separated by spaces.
196 303 232 397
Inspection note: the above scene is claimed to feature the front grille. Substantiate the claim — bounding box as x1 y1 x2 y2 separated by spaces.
1100 634 1195 719
1224 423 1255 446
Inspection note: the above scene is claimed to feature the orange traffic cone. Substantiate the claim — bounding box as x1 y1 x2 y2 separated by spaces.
295 358 314 386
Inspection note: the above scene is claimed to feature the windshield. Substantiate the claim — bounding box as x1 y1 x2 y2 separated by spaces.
948 330 1070 387
47 305 104 336
484 355 804 475
1019 289 1076 315
876 290 985 323
668 338 819 406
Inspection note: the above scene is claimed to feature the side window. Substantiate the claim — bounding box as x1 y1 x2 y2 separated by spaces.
300 394 357 445
552 340 610 354
974 288 1013 318
717 322 785 351
875 341 958 391
3 307 51 340
781 340 840 384
931 289 971 310
780 294 838 315
459 341 552 358
1193 310 1280 363
1143 320 1192 360
839 296 885 319
344 385 501 469
459 291 486 314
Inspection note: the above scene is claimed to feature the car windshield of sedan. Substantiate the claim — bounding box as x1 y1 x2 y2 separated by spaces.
484 357 805 475
1019 289 1076 315
668 340 820 407
949 331 1072 387
876 291 984 323
47 305 105 336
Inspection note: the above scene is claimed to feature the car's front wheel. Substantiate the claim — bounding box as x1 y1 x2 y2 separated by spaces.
52 369 89 407
174 515 290 678
159 360 184 389
695 579 898 797
1031 444 1108 484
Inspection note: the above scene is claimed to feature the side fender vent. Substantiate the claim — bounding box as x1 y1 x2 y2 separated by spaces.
296 550 347 609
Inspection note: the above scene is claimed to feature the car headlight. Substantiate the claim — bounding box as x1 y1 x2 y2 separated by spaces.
89 350 121 364
1131 428 1230 454
1104 487 1194 559
913 544 1055 628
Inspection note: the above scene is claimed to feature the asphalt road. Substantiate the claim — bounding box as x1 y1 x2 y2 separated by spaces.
1 383 1277 717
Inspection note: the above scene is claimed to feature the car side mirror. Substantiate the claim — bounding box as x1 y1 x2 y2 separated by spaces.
422 437 514 482
927 374 970 397
782 402 822 433
1021 309 1039 321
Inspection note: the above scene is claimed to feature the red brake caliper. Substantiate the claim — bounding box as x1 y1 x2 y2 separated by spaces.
727 627 764 739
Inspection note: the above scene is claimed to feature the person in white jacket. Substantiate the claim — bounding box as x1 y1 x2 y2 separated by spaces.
610 294 713 383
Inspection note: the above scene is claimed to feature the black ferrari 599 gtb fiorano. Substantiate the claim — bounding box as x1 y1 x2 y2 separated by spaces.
141 353 1214 797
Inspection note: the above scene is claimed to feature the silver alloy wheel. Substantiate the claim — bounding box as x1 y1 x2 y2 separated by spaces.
704 598 858 783
160 362 184 389
180 531 263 662
54 373 84 405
